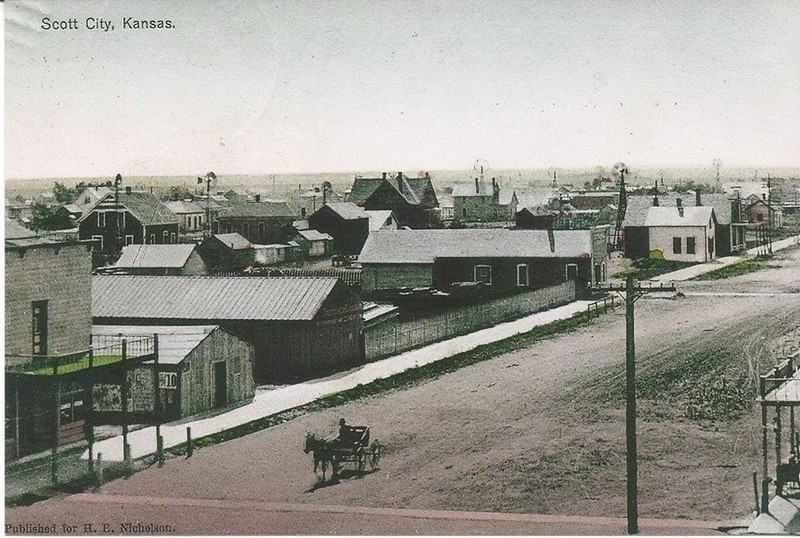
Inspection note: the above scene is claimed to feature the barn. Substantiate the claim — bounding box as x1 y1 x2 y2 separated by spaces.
91 276 363 382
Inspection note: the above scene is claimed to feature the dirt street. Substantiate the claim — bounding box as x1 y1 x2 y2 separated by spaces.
8 248 800 534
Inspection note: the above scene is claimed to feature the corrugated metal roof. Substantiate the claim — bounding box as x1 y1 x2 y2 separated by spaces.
644 206 715 227
116 244 197 268
92 276 341 321
358 229 592 264
92 325 220 364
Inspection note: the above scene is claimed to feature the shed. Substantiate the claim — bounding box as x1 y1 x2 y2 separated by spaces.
91 325 254 420
308 202 370 255
115 244 208 275
295 229 333 258
198 232 255 271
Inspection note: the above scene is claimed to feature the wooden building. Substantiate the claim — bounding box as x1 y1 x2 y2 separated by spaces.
91 325 254 421
217 199 297 245
359 227 609 293
163 200 206 235
198 233 255 272
347 172 439 228
308 202 370 256
77 189 179 262
294 229 332 258
91 276 364 382
115 244 208 276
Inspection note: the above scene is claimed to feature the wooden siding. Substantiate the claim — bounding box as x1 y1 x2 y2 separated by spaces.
362 264 434 291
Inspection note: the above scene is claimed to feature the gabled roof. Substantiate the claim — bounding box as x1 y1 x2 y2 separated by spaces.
62 204 83 215
644 206 715 227
623 193 735 226
78 191 179 226
516 187 559 210
164 200 205 215
5 219 37 240
92 275 342 321
92 325 223 364
116 244 198 268
74 187 111 211
452 182 494 197
349 173 434 208
359 229 592 264
218 200 296 219
365 210 396 231
212 233 252 250
318 202 369 221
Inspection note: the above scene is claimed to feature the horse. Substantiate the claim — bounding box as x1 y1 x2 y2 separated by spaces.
304 433 339 481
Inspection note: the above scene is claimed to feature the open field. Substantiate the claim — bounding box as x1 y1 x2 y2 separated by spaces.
7 248 800 534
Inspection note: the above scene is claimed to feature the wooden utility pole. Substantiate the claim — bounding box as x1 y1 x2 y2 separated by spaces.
594 276 677 534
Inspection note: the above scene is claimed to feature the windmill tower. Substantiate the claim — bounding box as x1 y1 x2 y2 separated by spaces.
612 162 629 250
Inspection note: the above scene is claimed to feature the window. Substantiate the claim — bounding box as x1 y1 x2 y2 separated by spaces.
162 230 169 243
242 223 250 237
32 300 48 356
565 263 578 281
85 196 91 204
91 235 103 251
119 211 125 229
474 265 492 285
171 233 177 244
686 237 696 254
97 212 106 227
125 235 134 246
757 213 764 222
673 237 682 254
149 234 155 244
258 223 266 240
516 264 529 287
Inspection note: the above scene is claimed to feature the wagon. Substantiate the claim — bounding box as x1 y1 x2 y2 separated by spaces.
330 425 382 472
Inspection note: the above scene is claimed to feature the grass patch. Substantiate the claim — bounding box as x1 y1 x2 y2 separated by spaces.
168 310 597 457
691 256 769 281
612 258 694 280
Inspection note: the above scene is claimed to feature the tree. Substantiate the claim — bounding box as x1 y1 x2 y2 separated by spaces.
52 181 88 204
161 185 193 201
29 202 65 231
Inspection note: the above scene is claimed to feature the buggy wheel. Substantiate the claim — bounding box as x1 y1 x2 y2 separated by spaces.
370 444 381 470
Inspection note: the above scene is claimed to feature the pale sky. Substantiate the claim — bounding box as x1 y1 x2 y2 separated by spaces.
5 0 799 179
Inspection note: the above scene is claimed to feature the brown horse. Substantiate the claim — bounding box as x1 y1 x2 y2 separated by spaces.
304 433 339 481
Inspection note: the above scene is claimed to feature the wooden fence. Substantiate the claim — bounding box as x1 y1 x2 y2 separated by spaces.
364 281 576 361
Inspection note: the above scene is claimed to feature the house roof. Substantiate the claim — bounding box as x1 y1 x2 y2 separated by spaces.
364 210 395 231
319 202 369 221
164 200 205 215
62 204 83 215
358 229 593 264
212 233 252 250
515 187 559 210
78 191 179 226
92 325 222 365
349 173 433 207
297 229 332 241
5 219 38 240
623 193 734 227
644 206 715 227
116 244 198 268
218 200 296 219
92 276 342 321
74 187 111 210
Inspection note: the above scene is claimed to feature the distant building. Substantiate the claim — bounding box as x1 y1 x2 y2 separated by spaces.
308 202 370 255
365 210 399 232
163 200 206 234
294 229 333 258
746 199 783 227
217 199 296 244
115 244 209 276
73 186 111 212
198 233 255 272
358 227 609 293
452 177 518 223
77 189 179 262
348 172 439 228
515 206 558 230
91 276 364 382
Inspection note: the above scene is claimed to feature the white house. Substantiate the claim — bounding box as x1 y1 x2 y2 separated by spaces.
644 204 717 262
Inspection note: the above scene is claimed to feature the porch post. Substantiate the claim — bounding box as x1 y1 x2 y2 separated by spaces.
51 358 60 486
121 339 131 469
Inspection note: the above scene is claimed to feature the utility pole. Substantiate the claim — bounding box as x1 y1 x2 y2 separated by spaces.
594 277 677 534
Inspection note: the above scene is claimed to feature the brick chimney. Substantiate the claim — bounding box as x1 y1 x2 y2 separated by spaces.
125 186 132 195
695 188 702 206
382 172 387 180
475 177 480 194
677 197 684 217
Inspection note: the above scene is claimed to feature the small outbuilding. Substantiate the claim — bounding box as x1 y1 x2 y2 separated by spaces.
115 244 208 275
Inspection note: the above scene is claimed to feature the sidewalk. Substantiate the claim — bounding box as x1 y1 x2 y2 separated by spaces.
651 235 800 282
86 299 593 462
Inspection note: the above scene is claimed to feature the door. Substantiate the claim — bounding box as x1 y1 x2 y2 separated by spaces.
213 362 227 407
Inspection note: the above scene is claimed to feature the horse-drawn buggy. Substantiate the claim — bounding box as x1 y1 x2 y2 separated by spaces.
304 420 382 480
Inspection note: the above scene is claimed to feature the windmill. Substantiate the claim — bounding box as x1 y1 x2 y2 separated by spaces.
473 158 489 181
611 162 629 250
321 180 332 206
197 171 218 236
712 158 722 185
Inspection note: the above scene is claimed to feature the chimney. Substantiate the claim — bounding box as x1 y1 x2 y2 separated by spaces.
382 172 387 180
397 172 404 192
677 197 684 217
475 177 480 194
695 188 702 206
255 194 261 203
547 227 556 253
125 186 132 195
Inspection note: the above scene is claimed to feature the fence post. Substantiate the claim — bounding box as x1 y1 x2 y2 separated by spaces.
754 471 760 515
157 435 164 467
187 427 193 458
95 452 104 490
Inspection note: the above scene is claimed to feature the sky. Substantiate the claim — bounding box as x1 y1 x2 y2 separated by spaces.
4 0 800 179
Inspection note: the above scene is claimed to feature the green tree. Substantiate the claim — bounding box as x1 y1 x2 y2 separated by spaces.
29 202 64 231
161 185 194 201
52 181 88 204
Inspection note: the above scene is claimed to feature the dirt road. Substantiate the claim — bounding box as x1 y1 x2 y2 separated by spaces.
8 248 800 534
